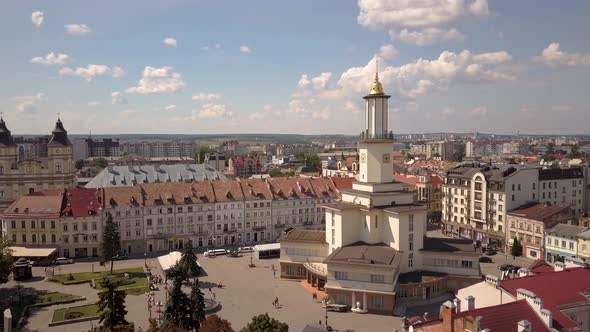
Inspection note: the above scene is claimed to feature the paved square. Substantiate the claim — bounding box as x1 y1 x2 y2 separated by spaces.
4 254 401 332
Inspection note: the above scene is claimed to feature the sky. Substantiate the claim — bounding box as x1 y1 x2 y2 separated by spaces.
1 0 590 136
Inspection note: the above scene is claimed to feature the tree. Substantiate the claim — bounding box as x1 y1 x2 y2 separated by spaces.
200 315 235 332
510 237 522 257
0 239 13 284
100 212 121 274
190 281 206 324
97 279 128 330
74 159 84 170
93 157 108 169
164 278 193 331
240 313 288 332
180 244 201 280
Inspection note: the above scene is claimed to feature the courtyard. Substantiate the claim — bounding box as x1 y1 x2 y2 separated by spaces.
4 254 402 332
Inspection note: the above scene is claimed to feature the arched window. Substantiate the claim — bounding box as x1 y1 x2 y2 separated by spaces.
41 234 46 243
56 163 62 173
408 253 414 268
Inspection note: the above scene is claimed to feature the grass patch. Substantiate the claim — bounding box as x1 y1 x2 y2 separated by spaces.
33 292 80 304
51 267 144 283
52 303 99 323
123 286 150 296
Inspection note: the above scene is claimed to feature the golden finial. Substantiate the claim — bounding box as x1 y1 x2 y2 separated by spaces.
369 57 384 95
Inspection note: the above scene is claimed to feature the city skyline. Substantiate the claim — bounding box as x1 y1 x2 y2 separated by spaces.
2 1 590 135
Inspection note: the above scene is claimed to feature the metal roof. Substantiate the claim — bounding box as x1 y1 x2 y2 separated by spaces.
254 243 280 251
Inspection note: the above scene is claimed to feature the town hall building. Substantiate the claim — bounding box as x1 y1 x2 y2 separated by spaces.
279 68 482 315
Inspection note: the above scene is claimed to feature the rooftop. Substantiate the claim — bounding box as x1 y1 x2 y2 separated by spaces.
453 299 550 332
324 242 397 266
508 202 570 221
546 223 588 238
62 188 101 217
539 168 584 181
280 229 326 243
500 268 590 330
421 237 481 254
528 259 555 274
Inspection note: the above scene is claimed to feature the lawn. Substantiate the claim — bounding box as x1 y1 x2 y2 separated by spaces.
33 292 80 304
52 303 100 323
51 267 145 283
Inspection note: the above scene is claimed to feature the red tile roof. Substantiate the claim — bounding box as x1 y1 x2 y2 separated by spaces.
211 180 244 202
2 190 64 218
527 259 555 274
62 188 101 217
308 177 337 198
239 178 273 201
454 300 550 332
508 202 570 221
500 268 590 329
393 173 418 186
330 177 353 191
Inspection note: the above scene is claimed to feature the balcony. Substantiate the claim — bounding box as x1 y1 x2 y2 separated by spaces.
359 131 394 141
275 224 286 229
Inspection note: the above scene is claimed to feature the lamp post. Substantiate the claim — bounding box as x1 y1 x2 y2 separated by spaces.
156 300 163 322
144 251 147 267
146 293 153 319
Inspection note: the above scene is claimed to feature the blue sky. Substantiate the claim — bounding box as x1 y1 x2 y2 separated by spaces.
1 0 589 135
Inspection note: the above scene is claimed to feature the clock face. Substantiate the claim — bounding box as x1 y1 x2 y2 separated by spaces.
382 153 391 163
360 153 367 163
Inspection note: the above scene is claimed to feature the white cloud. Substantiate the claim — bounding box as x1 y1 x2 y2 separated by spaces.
312 107 331 120
192 92 221 101
470 105 488 116
88 101 100 107
389 28 465 46
297 75 311 89
311 72 332 90
535 43 590 67
31 11 44 29
65 24 92 35
13 93 46 114
126 66 185 94
165 104 177 111
194 104 229 119
344 101 361 114
357 0 489 29
377 44 399 60
163 37 177 47
60 65 124 81
408 79 434 97
111 91 127 105
122 109 138 115
239 45 252 54
248 112 265 120
31 52 70 65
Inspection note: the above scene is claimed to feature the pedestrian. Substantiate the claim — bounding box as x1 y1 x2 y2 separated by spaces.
209 287 212 293
273 270 276 278
319 320 322 326
313 292 317 302
213 292 216 300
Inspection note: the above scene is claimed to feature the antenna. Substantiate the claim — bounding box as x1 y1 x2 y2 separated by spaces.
375 58 379 81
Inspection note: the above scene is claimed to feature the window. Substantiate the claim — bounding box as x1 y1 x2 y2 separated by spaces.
409 233 414 251
461 260 473 268
334 271 348 280
11 234 16 243
331 229 335 245
562 240 566 248
41 220 45 229
21 221 25 229
21 234 26 243
583 245 588 253
372 295 384 309
51 220 55 229
41 234 46 243
511 194 515 201
409 215 414 232
63 224 68 231
408 253 413 267
370 274 384 283
51 234 56 243
374 215 378 228
11 221 15 229
569 242 574 250
31 234 36 243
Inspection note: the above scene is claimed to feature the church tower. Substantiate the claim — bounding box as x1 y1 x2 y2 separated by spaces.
0 116 18 175
47 117 73 175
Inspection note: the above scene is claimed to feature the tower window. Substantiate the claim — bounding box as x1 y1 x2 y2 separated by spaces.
56 163 62 173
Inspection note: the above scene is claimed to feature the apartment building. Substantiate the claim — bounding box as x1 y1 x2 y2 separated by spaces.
103 185 146 254
60 188 102 258
506 202 571 259
442 163 586 246
240 178 273 243
425 141 463 161
544 224 588 263
227 156 262 178
120 141 197 158
465 140 505 158
393 173 443 216
73 138 121 160
212 180 246 245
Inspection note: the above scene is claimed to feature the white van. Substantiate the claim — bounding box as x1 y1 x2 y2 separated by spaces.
238 246 254 253
204 249 227 257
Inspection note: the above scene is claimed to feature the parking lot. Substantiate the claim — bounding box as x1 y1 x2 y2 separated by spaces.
5 254 402 332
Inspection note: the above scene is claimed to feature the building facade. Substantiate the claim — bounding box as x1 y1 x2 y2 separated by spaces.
0 117 76 209
120 141 197 158
544 224 588 263
227 156 262 178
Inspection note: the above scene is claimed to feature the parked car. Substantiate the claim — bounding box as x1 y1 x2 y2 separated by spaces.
52 257 74 265
498 264 515 271
326 304 349 312
204 249 227 257
479 256 493 263
238 246 254 253
484 247 497 255
112 254 128 261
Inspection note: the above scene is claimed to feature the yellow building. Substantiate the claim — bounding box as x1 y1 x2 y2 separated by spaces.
0 117 76 208
576 229 590 262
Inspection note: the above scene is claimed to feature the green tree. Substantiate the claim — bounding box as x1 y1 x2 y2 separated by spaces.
510 237 522 257
97 279 128 330
74 159 84 170
0 239 14 284
240 313 288 332
180 244 201 280
93 158 108 168
200 315 234 332
100 212 121 274
195 145 212 163
304 153 321 168
189 281 206 325
164 278 193 331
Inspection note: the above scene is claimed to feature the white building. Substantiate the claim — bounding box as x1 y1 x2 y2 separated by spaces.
280 70 481 315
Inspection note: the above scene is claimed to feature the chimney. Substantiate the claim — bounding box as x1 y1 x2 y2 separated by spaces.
465 296 475 310
441 301 455 332
474 316 482 332
518 320 531 332
518 268 529 277
453 298 461 313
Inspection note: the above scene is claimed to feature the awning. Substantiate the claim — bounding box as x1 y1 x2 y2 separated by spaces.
157 251 202 272
8 246 57 258
254 243 280 251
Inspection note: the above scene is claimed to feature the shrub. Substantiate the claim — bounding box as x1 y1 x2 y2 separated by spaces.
67 273 75 281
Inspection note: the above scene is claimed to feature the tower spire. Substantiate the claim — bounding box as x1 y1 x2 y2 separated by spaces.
369 57 384 95
375 58 379 81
